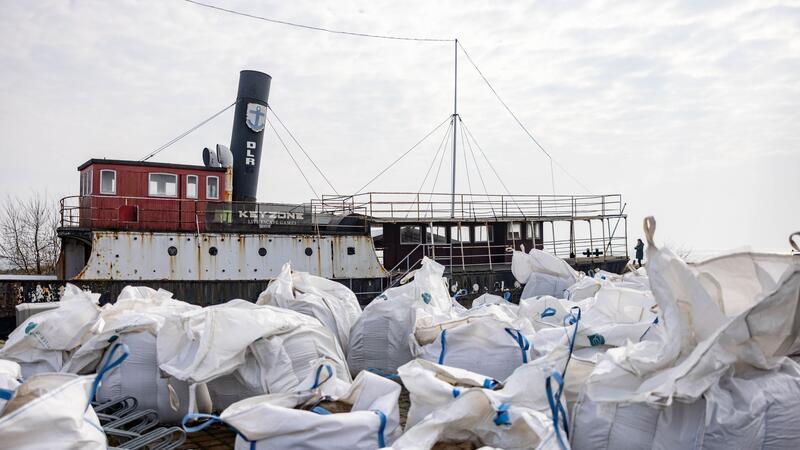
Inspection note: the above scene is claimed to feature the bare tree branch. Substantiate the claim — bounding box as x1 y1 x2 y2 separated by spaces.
0 193 60 275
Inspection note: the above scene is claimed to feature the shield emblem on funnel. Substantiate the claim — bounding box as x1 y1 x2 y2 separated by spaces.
245 103 266 132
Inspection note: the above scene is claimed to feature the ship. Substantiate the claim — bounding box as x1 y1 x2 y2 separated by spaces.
50 70 630 305
0 69 629 336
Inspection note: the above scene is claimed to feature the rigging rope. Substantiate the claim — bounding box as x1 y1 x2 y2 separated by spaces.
268 105 339 195
185 0 453 42
178 2 590 198
458 121 474 197
266 115 320 198
354 115 451 194
461 117 497 218
140 101 236 161
406 119 453 218
427 119 452 200
457 42 590 194
460 117 525 217
424 127 451 219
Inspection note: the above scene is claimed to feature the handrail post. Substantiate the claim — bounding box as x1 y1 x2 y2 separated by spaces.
486 221 493 271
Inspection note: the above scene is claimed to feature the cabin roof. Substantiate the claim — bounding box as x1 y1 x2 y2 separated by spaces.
77 158 227 172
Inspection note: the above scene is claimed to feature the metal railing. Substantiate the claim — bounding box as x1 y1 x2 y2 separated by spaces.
386 238 629 287
385 242 516 285
58 195 368 234
59 194 629 267
313 192 624 222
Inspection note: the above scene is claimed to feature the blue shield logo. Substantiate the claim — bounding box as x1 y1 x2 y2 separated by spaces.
246 103 266 132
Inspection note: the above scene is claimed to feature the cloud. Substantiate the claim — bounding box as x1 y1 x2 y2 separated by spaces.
0 0 797 252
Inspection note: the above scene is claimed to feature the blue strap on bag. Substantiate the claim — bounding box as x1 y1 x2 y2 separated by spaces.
0 388 13 401
503 328 530 363
494 402 511 426
183 412 257 448
544 305 582 450
311 364 333 389
437 329 448 364
372 410 387 448
540 307 557 318
87 342 129 409
546 370 569 450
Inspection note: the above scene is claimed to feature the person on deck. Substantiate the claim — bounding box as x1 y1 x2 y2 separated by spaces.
634 238 645 268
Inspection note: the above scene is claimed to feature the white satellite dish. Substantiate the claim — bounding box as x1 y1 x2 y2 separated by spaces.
216 144 233 168
202 147 221 168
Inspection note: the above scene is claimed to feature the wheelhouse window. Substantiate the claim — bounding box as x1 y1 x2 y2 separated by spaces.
450 225 470 243
526 222 543 240
80 170 92 195
400 225 421 244
186 175 198 199
148 173 177 197
474 224 493 242
507 222 522 241
426 226 447 245
99 170 116 195
206 176 219 199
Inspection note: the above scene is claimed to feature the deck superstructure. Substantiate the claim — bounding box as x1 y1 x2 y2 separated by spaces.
53 69 629 304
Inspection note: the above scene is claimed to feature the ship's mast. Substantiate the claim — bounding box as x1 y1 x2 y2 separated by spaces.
450 38 458 218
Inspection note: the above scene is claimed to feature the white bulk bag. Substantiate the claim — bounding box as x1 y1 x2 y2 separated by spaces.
64 286 200 374
257 262 361 352
460 301 521 326
511 245 579 285
158 299 349 412
62 286 201 422
521 272 573 300
571 359 800 449
95 331 191 423
0 343 127 449
471 293 510 309
208 321 352 411
396 325 579 449
184 361 402 450
412 315 534 381
586 218 800 405
690 251 798 317
518 296 581 332
563 277 601 301
571 389 706 450
402 333 574 428
597 268 650 292
389 388 563 450
0 284 99 378
398 359 504 428
0 360 21 413
347 257 456 376
205 370 265 413
249 323 349 393
531 286 656 356
0 374 106 449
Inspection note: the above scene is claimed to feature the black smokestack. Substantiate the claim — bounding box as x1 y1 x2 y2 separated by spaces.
230 70 271 202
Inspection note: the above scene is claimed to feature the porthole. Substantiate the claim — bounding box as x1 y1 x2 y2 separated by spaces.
167 246 178 256
258 247 267 257
305 247 313 256
209 246 218 256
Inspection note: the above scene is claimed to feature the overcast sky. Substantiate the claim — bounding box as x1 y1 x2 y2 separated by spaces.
1 0 798 256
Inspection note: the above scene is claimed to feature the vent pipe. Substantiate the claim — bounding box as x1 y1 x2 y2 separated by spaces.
230 70 271 202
